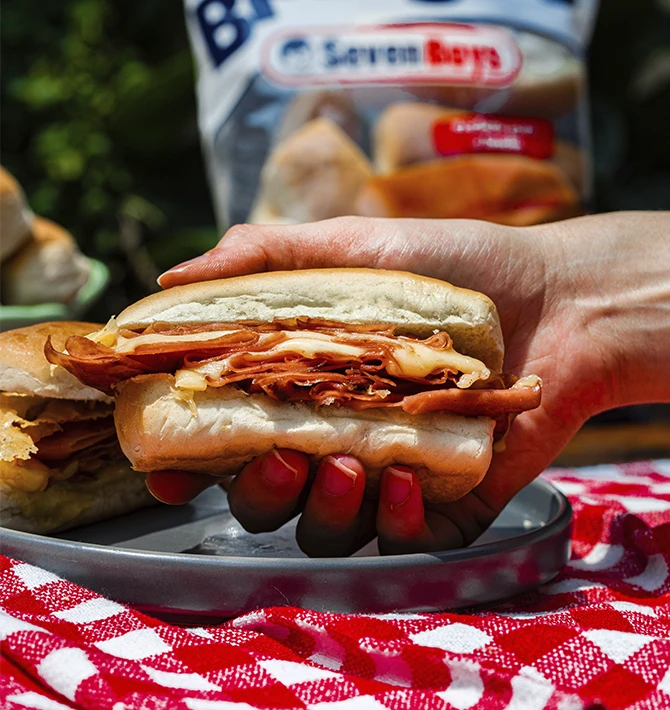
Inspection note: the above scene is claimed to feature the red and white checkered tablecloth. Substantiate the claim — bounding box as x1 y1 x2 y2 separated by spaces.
2 460 670 710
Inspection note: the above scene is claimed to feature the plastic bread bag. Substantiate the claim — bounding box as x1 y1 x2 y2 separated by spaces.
184 0 599 229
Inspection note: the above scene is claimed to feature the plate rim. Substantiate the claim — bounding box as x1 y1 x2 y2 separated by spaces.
0 478 571 569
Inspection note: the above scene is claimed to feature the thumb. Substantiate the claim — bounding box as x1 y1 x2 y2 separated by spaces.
157 217 517 291
158 217 400 288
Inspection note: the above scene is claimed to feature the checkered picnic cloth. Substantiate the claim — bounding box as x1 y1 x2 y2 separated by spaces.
2 461 670 710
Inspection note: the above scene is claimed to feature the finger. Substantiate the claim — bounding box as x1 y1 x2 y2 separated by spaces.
145 470 220 505
376 466 488 553
376 466 437 555
296 455 375 557
227 449 309 533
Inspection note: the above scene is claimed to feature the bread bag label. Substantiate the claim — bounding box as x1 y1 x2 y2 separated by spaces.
433 114 554 160
184 0 599 228
261 24 522 88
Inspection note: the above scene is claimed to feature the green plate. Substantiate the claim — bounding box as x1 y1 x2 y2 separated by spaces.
0 258 110 332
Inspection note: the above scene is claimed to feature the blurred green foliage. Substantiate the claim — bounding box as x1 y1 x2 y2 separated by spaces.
1 0 669 322
2 0 217 319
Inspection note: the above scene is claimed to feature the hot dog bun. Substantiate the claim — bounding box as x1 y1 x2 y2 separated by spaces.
116 374 495 504
356 155 580 226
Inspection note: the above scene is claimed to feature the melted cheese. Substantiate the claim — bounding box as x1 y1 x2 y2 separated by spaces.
175 369 210 392
90 318 490 389
167 329 490 390
89 316 119 347
249 333 367 361
384 341 488 379
115 329 242 353
513 374 542 389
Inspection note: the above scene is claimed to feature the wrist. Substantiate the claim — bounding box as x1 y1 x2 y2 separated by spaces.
537 212 670 413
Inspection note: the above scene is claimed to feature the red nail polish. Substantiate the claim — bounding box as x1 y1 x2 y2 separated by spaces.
321 456 357 497
146 470 214 505
386 467 412 506
261 450 298 487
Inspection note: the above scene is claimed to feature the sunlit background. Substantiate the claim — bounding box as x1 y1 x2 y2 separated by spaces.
3 1 669 317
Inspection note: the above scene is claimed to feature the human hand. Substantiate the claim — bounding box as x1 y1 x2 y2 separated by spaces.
151 212 670 555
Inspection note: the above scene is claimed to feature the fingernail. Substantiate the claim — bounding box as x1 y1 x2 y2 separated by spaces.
145 470 215 505
157 253 211 284
321 456 357 497
386 467 413 506
261 449 298 487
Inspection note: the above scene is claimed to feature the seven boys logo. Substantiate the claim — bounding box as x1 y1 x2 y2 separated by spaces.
262 24 522 88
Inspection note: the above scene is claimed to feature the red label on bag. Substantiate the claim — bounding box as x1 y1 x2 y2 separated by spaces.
433 114 554 159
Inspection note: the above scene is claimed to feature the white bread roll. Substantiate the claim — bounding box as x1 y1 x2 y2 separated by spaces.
276 90 360 144
249 118 374 224
374 103 462 173
115 268 504 372
0 321 111 402
115 375 495 504
373 102 586 195
1 216 90 306
0 167 33 262
407 32 584 119
501 33 584 118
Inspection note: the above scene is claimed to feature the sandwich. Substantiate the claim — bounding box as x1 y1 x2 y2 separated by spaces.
1 322 155 533
46 270 541 504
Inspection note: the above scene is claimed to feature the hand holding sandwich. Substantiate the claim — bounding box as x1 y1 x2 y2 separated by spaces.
150 212 670 556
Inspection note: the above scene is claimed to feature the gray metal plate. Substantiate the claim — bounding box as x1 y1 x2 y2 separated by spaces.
0 478 571 621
